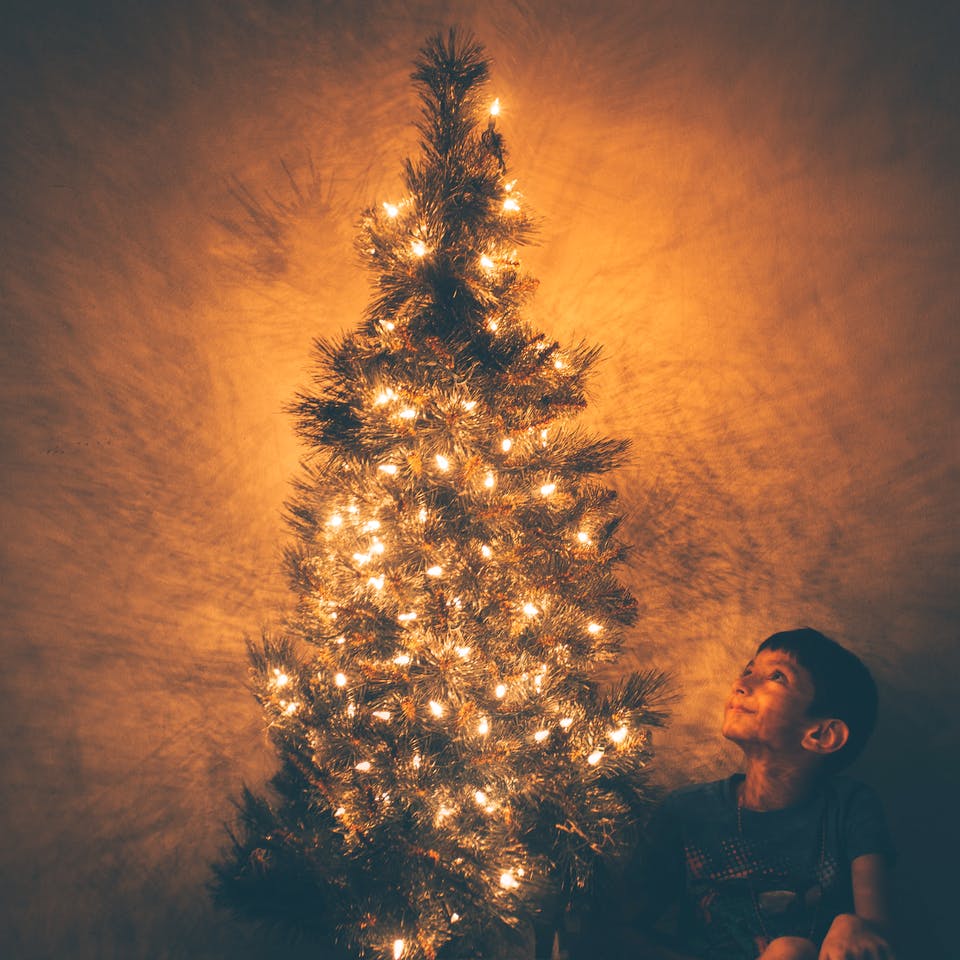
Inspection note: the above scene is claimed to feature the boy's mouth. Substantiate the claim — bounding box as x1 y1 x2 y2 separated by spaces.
726 702 754 713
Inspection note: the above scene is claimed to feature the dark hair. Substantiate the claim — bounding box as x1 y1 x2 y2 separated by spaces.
757 627 878 772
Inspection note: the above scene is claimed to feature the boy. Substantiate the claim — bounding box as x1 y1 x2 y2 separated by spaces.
620 628 896 960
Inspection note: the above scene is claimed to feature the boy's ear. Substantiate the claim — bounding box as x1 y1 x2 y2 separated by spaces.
801 718 849 756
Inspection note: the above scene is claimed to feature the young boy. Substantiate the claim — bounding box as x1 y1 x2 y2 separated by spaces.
621 627 896 960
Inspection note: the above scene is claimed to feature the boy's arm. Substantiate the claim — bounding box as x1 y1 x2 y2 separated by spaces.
819 854 896 960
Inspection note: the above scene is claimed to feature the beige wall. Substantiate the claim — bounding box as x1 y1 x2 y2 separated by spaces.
2 1 956 956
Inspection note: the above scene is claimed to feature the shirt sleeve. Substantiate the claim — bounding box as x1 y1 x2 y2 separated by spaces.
843 780 897 867
628 794 687 926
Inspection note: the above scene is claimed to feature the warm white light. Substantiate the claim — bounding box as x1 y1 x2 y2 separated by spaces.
490 98 501 117
362 520 381 532
435 453 450 471
609 726 628 743
488 320 499 332
451 913 461 922
372 710 392 721
474 790 488 806
478 717 490 735
504 180 516 192
577 531 591 544
328 514 343 528
500 871 519 890
398 611 417 623
393 938 405 960
523 602 539 617
273 669 289 687
554 358 565 370
456 646 471 658
399 407 417 420
379 463 398 475
284 701 299 715
353 552 371 565
479 254 495 270
502 197 519 212
335 672 347 687
384 321 395 331
368 575 385 590
335 635 346 645
501 437 512 452
334 806 346 817
383 202 399 218
559 717 574 729
463 399 477 411
587 622 602 634
587 750 604 765
426 565 443 577
411 240 427 257
347 703 356 717
534 729 550 743
429 700 445 717
481 544 492 558
376 388 396 405
540 482 557 496
370 539 385 555
418 507 428 522
412 753 422 768
484 471 496 489
495 683 507 699
394 654 411 665
355 761 372 772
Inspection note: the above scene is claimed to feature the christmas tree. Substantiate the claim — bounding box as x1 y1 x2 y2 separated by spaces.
215 30 668 960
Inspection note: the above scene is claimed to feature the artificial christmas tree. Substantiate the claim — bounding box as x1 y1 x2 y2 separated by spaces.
215 30 668 960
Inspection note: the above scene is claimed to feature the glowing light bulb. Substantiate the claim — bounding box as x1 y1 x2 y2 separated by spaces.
411 240 427 257
375 388 396 405
502 197 519 212
394 938 405 959
534 729 550 743
426 565 443 577
273 669 289 687
479 254 495 270
587 750 604 765
418 507 428 522
353 552 371 565
587 622 602 634
481 544 492 558
609 726 629 743
456 646 471 658
379 463 398 475
500 871 519 890
383 202 399 218
540 482 557 496
412 753 422 769
334 806 346 817
335 672 347 687
384 321 395 331
495 683 507 699
504 180 516 192
523 602 539 617
394 654 411 665
554 358 565 370
399 408 417 420
435 453 450 471
488 320 499 332
429 700 445 717
474 790 488 806
368 575 385 590
362 520 381 532
284 701 299 715
373 710 392 721
490 98 501 117
478 717 490 735
463 399 477 411
560 717 574 729
347 702 356 717
398 611 417 623
484 471 496 489
336 635 346 645
451 913 461 923
370 539 385 555
577 531 591 544
501 437 512 452
355 761 372 772
328 514 343 527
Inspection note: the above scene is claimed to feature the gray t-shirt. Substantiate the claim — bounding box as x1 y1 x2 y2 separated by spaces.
635 774 895 959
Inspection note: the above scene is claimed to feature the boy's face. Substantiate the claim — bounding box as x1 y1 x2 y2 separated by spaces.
722 648 819 754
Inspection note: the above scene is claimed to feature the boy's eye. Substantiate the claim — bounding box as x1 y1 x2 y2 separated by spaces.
770 670 787 683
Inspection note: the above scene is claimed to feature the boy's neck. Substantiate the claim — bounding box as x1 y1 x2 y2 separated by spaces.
738 755 823 811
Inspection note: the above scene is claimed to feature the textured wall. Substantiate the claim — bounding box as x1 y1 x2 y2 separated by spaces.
1 1 957 957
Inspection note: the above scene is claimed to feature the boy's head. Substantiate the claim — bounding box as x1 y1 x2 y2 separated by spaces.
723 627 878 773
